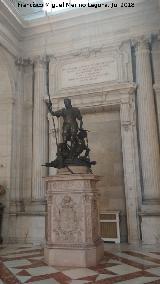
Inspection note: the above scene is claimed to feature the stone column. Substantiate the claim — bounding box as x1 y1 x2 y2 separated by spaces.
135 38 160 201
152 35 160 136
32 56 49 201
10 58 24 211
22 63 34 201
120 96 140 243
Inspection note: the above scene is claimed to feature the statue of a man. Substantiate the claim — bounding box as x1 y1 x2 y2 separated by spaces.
48 98 83 144
44 97 96 169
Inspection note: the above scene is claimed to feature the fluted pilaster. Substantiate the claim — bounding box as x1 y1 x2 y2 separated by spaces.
32 56 49 201
135 38 160 201
120 97 140 243
10 60 24 204
152 35 160 135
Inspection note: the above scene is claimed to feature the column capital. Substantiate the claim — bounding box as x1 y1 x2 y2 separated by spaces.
15 57 33 67
34 55 50 69
48 55 57 63
151 31 160 42
151 32 160 53
132 36 151 53
118 39 132 51
15 57 33 70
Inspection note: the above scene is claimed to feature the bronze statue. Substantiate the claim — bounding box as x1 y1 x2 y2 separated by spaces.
45 98 96 169
48 98 83 145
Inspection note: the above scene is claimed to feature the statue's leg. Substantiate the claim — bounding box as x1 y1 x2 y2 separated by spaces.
63 124 70 143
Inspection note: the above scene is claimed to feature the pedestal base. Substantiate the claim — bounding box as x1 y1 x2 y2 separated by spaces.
44 241 104 267
44 167 104 267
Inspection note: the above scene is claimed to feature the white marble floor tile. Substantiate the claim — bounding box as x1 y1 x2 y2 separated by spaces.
107 259 122 264
8 267 22 274
16 275 32 283
27 279 60 284
4 259 31 267
116 276 160 284
96 274 116 280
115 252 157 266
63 268 98 279
106 263 140 275
27 266 59 276
146 267 160 276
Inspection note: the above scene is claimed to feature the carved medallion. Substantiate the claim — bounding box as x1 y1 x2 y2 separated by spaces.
53 195 82 243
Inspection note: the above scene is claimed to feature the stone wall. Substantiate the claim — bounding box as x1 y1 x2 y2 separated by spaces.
84 111 127 242
0 46 16 241
0 0 160 244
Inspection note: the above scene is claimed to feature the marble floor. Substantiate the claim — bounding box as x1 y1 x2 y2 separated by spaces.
0 243 160 284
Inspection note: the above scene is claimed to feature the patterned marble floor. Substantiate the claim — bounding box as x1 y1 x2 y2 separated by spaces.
0 243 160 284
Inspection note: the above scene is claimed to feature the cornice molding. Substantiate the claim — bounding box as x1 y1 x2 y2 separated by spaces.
0 1 22 56
0 1 23 36
44 82 136 112
1 0 159 59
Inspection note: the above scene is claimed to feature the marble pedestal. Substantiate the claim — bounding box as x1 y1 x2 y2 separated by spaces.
44 166 104 267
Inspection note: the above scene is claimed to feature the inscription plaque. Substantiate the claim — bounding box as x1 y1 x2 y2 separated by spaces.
61 57 117 88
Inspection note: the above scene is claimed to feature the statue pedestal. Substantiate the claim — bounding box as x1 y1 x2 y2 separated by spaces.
44 167 104 267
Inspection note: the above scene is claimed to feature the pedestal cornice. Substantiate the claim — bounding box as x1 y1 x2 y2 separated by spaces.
44 174 100 182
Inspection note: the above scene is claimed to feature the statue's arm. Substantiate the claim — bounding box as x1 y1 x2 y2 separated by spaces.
54 110 63 117
47 102 63 117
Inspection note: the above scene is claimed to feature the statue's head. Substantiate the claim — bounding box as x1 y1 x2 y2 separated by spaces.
64 98 72 109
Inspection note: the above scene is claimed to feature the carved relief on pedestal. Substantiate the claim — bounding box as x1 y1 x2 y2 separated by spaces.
92 194 100 241
52 194 84 243
82 192 100 243
83 194 92 243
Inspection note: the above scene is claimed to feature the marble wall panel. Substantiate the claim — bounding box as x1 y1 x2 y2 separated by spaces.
83 110 127 242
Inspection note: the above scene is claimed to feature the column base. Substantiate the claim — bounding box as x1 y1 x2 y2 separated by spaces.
139 206 160 244
44 241 104 267
8 201 46 244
